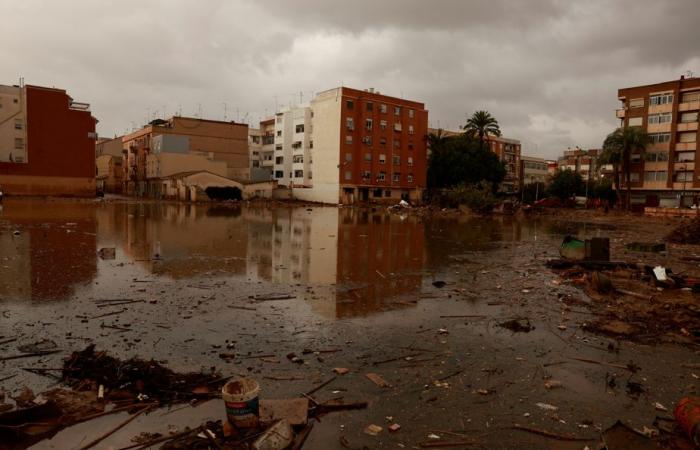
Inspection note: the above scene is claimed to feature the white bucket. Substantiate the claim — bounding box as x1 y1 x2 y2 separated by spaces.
222 378 260 428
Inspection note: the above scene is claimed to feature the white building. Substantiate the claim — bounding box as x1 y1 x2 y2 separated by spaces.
273 106 313 187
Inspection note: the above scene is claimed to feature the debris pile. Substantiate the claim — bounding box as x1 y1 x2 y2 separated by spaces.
667 218 700 244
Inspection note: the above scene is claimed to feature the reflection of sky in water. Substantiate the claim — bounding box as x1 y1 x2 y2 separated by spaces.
0 200 602 315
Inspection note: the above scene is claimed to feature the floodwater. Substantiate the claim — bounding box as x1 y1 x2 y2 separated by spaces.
0 199 696 449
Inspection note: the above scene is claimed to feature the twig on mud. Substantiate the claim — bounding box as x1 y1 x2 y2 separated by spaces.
78 403 157 450
117 427 200 450
569 357 635 371
510 424 594 441
0 350 61 361
90 308 127 319
372 353 423 366
305 375 338 396
437 370 464 382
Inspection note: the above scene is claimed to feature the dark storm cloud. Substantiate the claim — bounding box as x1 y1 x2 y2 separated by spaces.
1 0 698 157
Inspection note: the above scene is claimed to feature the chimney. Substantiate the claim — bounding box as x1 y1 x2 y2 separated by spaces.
681 75 685 80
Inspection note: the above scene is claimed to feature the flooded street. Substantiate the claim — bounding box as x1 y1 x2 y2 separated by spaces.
1 199 698 449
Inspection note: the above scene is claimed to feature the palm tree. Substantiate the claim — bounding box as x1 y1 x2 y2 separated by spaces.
598 136 623 205
601 127 650 210
463 111 501 150
427 128 450 154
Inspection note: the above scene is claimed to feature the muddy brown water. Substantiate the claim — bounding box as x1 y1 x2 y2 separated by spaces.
0 199 697 449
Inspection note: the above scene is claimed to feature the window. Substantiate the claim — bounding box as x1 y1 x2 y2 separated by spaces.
346 135 353 144
407 156 413 166
629 172 640 182
365 119 373 131
346 117 354 130
380 137 387 146
13 98 17 103
276 116 282 123
362 170 371 179
309 140 313 149
275 156 283 164
408 109 414 118
645 171 668 182
344 170 352 180
380 104 387 114
645 152 669 162
631 153 641 163
681 91 700 103
275 144 283 151
366 102 373 111
393 155 400 165
295 124 304 133
407 174 414 183
346 100 354 110
394 106 401 116
380 120 387 130
649 133 671 144
648 113 672 124
345 153 352 162
364 152 372 161
363 136 372 146
681 112 698 123
408 125 414 135
292 141 302 149
650 93 673 106
393 139 400 148
379 154 386 164
393 122 402 132
377 171 386 181
276 130 282 136
14 138 23 150
293 155 304 163
408 142 414 150
629 98 644 108
679 132 697 143
294 170 304 178
385 189 391 197
676 152 695 162
675 171 693 182
628 117 643 127
14 119 22 130
275 170 283 178
392 173 401 182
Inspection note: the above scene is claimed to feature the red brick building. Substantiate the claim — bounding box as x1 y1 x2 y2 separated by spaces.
0 84 97 196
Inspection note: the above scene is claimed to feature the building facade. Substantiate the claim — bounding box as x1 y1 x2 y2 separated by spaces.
488 136 521 192
617 76 700 206
121 116 249 196
557 148 601 181
0 83 97 196
285 87 428 204
520 155 548 186
273 106 313 188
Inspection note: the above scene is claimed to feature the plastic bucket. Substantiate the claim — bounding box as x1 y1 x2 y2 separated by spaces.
222 378 260 428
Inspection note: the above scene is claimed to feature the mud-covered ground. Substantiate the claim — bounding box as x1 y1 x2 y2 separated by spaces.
0 199 698 449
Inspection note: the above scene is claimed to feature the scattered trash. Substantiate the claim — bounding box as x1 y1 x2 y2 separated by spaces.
222 377 261 428
674 396 700 446
590 271 613 293
365 373 391 388
333 368 349 375
286 352 303 364
364 424 383 436
560 236 609 261
388 423 401 432
654 402 668 412
544 380 562 390
12 230 20 236
653 266 667 282
98 247 116 260
667 218 700 245
259 398 308 426
432 281 446 288
535 402 558 411
252 419 294 450
626 242 666 253
499 318 534 333
602 420 657 450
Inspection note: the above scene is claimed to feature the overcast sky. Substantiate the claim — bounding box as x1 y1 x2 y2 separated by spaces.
2 0 699 158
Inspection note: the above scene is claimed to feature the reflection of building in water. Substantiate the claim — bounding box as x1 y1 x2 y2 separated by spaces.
0 200 96 301
122 203 249 279
317 208 424 318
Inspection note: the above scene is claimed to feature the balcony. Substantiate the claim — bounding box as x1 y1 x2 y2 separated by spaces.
616 108 625 119
647 123 671 133
679 101 700 112
675 142 697 151
677 122 698 132
674 161 695 171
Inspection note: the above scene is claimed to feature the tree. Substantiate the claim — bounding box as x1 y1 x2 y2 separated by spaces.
600 127 649 210
463 110 501 150
427 134 506 190
597 138 622 206
427 129 450 153
547 169 584 201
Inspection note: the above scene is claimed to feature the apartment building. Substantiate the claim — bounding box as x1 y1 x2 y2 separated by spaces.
121 116 248 196
557 148 601 181
488 136 521 192
282 87 427 204
273 106 313 188
0 83 97 196
617 75 700 206
520 155 548 186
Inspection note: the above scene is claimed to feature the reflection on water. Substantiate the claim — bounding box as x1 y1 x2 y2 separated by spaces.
0 200 575 317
